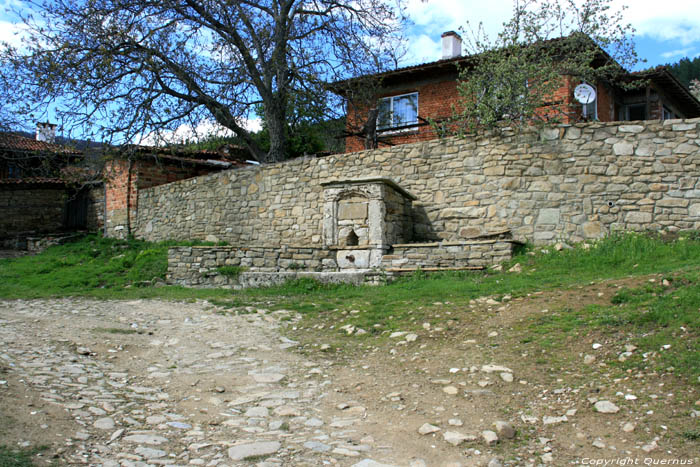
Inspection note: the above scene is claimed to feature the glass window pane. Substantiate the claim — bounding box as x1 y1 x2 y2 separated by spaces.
393 94 418 126
377 98 391 130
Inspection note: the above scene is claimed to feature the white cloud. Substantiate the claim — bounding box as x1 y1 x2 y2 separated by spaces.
620 0 700 45
402 0 700 65
138 118 262 147
660 48 695 60
0 20 28 49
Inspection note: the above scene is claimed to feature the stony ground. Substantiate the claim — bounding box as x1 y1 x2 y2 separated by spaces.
0 284 698 467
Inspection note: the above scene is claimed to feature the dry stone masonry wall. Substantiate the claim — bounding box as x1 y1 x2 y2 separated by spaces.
137 118 700 248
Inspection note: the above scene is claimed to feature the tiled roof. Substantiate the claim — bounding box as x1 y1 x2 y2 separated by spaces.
0 133 80 154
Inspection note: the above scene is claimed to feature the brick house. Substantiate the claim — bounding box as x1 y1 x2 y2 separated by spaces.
0 125 107 243
339 32 700 153
104 146 251 238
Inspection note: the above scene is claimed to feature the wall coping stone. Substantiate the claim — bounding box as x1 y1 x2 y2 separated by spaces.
320 177 418 200
392 239 522 248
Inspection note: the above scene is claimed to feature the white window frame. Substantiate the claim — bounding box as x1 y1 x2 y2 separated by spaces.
581 82 598 121
377 92 419 132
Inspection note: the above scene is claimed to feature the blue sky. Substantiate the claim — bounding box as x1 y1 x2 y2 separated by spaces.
402 0 700 69
2 0 700 70
2 0 699 140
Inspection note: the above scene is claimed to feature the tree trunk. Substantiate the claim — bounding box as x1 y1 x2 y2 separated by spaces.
363 107 379 150
265 100 288 163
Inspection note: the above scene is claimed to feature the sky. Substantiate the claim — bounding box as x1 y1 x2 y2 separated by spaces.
401 0 700 69
1 0 699 141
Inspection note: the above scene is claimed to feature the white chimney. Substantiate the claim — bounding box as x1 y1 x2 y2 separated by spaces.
36 122 57 143
441 31 462 59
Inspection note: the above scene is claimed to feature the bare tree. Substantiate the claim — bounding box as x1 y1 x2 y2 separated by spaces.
2 0 407 162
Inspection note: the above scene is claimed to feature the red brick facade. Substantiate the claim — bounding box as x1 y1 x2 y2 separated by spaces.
344 66 699 152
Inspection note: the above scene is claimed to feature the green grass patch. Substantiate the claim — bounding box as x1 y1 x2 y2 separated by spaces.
0 445 48 467
521 270 700 382
215 266 247 278
0 234 237 300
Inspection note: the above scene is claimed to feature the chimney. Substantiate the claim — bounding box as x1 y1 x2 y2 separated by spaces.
36 122 57 144
441 31 462 59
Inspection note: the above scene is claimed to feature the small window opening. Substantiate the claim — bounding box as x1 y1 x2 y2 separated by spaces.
345 230 359 247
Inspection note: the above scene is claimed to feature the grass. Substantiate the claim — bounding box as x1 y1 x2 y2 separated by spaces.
0 445 48 467
520 269 700 382
1 231 699 378
0 234 234 300
215 265 247 278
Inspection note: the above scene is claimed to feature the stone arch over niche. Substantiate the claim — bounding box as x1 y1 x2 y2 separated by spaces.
336 190 370 247
321 178 416 249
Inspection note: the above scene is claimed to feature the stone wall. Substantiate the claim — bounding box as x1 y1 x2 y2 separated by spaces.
135 118 700 246
381 239 517 271
168 245 336 285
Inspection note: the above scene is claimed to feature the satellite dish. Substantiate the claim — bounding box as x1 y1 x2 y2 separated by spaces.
574 83 596 105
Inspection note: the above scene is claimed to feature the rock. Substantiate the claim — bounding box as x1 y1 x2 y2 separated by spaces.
94 417 116 430
443 386 459 395
622 422 636 433
592 439 606 449
508 263 522 273
245 406 269 417
166 421 191 429
448 419 463 426
304 417 324 427
443 431 476 446
541 453 554 464
642 440 658 453
228 441 281 460
487 458 503 467
521 415 538 424
333 447 360 457
252 373 285 383
351 460 398 467
594 400 620 414
499 372 513 382
123 434 169 445
405 333 418 342
482 430 499 445
273 406 301 417
418 423 441 435
303 441 331 452
108 428 124 443
542 415 567 425
493 421 515 439
134 447 167 459
583 355 596 364
481 364 512 373
146 415 167 424
592 343 603 350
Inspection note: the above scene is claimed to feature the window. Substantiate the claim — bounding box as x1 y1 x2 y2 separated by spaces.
377 92 418 130
621 103 646 121
581 83 597 121
662 106 675 120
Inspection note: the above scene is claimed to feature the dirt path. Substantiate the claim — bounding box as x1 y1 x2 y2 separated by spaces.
0 286 698 467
